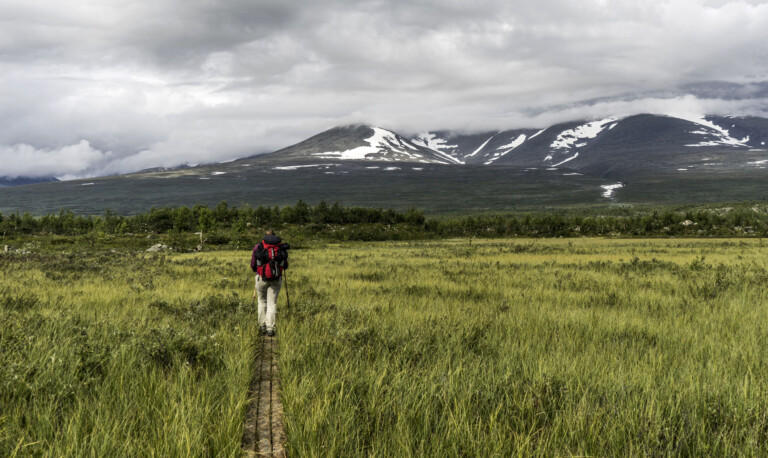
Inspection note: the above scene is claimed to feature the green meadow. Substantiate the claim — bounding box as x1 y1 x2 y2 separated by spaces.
3 237 768 456
0 250 256 456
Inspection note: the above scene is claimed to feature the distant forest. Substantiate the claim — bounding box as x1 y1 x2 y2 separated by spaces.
2 200 768 242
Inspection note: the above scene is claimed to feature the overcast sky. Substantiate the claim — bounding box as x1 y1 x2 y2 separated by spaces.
2 0 768 179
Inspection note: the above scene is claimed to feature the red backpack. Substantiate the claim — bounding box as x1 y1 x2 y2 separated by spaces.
255 241 288 280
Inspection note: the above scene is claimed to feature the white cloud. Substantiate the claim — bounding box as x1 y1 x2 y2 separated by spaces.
0 141 112 179
1 0 768 179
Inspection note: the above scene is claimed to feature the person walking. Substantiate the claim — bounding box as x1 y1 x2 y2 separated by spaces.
251 230 289 337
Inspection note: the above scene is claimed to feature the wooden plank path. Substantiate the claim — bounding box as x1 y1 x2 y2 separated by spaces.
242 335 286 457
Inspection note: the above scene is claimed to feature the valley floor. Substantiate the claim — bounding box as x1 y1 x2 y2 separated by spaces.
2 237 768 455
4 162 768 216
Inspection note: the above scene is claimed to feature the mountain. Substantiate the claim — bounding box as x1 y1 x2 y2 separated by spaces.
1 114 767 215
412 129 542 164
254 114 768 179
408 114 768 178
259 124 461 164
0 176 59 188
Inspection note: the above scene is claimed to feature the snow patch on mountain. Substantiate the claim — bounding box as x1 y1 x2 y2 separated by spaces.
467 135 495 158
485 134 527 164
274 164 331 171
313 128 410 159
412 132 464 164
675 115 750 147
413 133 457 153
427 148 463 164
601 183 624 199
529 128 546 139
550 118 616 151
498 135 528 150
552 152 579 167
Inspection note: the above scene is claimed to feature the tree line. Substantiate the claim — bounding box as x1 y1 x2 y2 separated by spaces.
1 200 767 240
0 201 425 237
428 206 768 238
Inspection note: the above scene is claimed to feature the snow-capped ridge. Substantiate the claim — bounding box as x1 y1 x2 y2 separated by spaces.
311 126 456 164
263 114 768 173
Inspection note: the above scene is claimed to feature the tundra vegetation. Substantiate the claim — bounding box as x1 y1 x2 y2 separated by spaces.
1 200 768 244
281 238 768 456
1 202 768 455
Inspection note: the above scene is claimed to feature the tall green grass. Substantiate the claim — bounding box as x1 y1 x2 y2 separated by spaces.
4 239 768 455
280 238 768 456
0 250 258 456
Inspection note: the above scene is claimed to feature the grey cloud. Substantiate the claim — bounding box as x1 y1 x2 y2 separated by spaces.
0 0 299 65
681 81 768 100
2 0 768 179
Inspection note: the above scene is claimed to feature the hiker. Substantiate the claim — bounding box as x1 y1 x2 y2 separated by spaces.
251 230 289 337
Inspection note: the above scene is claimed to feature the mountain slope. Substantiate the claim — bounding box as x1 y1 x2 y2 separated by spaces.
2 113 768 215
248 114 768 176
0 176 59 188
411 115 768 179
259 124 460 164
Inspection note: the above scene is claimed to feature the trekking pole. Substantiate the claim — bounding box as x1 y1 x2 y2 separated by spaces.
283 271 291 309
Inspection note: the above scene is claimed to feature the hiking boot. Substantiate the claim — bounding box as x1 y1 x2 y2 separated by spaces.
267 329 275 337
258 324 267 335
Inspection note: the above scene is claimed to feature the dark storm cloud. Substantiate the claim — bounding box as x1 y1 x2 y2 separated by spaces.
2 0 768 178
0 0 298 64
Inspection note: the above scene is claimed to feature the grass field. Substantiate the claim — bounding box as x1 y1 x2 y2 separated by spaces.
0 250 258 456
3 238 768 455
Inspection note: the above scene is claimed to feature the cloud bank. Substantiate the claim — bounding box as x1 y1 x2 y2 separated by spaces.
2 0 768 179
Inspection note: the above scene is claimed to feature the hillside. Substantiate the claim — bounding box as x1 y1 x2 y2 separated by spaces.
1 114 768 215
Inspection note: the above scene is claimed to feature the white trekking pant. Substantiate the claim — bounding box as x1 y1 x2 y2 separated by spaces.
255 276 282 331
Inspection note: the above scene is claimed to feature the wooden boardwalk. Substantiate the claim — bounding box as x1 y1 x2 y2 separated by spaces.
242 335 286 457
